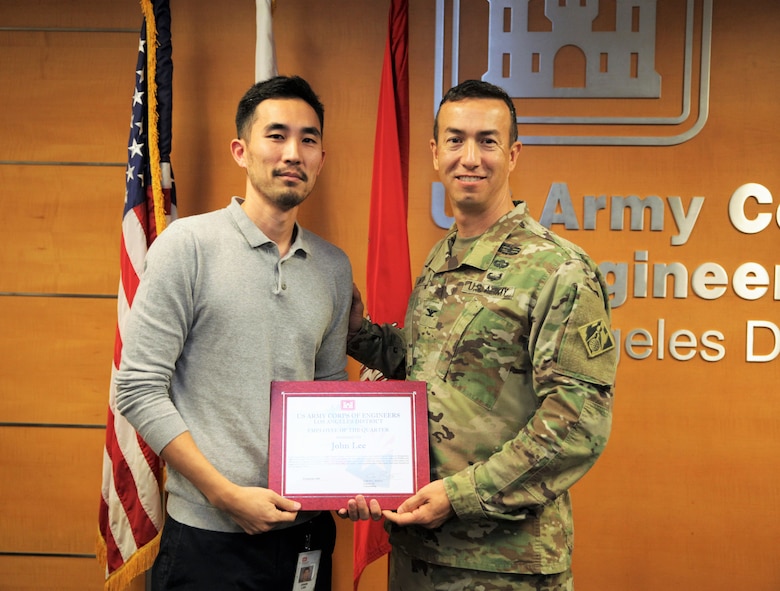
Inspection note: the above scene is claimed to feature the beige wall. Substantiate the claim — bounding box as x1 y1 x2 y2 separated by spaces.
1 0 779 589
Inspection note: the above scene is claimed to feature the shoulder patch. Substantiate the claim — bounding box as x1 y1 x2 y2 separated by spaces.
556 286 617 386
578 319 616 358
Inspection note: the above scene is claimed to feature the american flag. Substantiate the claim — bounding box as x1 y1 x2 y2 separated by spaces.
97 1 176 589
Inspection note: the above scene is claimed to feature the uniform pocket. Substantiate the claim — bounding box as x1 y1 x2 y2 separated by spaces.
438 301 522 410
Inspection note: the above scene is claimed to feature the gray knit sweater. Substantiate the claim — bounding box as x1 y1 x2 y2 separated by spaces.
115 197 352 532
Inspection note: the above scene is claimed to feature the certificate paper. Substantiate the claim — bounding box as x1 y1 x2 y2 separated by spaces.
268 380 429 510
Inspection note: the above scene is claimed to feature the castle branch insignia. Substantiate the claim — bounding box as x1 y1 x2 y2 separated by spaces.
578 319 616 358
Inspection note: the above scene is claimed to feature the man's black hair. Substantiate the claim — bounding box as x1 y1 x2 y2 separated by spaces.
433 79 518 144
235 75 325 139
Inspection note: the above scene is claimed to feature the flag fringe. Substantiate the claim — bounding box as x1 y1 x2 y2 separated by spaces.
96 529 162 591
140 0 168 236
95 531 107 572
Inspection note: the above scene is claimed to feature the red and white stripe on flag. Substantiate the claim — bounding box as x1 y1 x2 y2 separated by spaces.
97 1 176 589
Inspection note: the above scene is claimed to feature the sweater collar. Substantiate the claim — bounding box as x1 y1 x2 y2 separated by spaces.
228 197 309 257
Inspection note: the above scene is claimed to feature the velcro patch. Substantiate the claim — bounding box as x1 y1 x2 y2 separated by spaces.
578 319 616 358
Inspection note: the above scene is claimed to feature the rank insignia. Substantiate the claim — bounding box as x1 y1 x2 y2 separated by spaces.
498 243 521 256
578 319 616 358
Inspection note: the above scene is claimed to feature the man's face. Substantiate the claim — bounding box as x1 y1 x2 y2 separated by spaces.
235 98 325 211
431 98 520 214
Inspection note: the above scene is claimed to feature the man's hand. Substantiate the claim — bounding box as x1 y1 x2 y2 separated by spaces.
337 494 383 521
383 480 455 529
216 485 301 535
348 283 365 339
159 432 301 535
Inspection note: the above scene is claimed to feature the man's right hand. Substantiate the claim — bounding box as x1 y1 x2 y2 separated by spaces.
160 432 301 535
215 485 301 535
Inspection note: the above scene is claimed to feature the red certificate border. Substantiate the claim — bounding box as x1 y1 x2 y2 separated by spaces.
268 380 429 510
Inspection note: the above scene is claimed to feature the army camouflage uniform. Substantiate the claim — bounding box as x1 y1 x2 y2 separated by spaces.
389 546 573 590
348 202 617 580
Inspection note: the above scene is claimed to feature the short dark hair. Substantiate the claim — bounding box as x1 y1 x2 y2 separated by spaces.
433 79 518 144
235 75 325 139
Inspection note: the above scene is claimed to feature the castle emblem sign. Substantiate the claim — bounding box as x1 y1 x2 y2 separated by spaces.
433 0 713 146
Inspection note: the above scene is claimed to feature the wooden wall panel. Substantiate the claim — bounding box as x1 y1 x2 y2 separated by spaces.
0 556 118 591
0 1 138 29
0 297 115 425
0 5 137 588
0 166 123 294
0 30 137 163
0 427 104 553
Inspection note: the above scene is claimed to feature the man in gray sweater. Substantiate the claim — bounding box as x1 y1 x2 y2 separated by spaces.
115 75 352 590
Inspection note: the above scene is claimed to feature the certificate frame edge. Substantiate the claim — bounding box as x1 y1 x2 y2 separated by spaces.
268 380 430 510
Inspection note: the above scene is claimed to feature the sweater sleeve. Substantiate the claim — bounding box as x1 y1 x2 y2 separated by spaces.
114 225 193 455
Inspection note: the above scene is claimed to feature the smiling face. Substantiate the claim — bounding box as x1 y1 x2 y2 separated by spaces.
431 98 521 222
232 97 325 212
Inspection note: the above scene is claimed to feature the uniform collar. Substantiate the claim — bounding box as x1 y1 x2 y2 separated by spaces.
432 201 529 272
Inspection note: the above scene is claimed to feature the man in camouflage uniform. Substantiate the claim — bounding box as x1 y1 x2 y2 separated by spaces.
343 80 617 590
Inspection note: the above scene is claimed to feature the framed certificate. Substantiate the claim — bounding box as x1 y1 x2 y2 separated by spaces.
268 380 430 510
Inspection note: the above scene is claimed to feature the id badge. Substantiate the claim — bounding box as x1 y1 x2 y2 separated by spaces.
292 549 321 590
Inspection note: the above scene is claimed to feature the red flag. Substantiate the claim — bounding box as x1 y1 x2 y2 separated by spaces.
354 0 410 588
97 1 176 589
